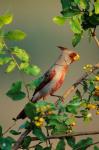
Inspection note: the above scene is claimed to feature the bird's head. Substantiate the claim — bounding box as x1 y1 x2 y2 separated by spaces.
57 46 80 65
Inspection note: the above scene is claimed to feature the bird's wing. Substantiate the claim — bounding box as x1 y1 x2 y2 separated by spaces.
33 69 56 96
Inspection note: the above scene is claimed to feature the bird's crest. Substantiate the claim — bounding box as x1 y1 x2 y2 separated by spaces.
57 46 68 51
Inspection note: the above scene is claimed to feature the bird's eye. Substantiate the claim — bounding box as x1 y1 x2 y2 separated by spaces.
69 53 80 61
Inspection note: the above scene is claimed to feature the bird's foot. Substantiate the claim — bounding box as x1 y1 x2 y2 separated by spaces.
55 96 64 106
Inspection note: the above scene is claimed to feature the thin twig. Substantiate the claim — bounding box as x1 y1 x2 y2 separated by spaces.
12 129 31 150
31 130 99 141
91 28 99 48
4 42 30 101
3 122 16 135
63 63 99 100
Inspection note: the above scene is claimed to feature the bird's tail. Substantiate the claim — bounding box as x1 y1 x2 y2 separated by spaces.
16 109 26 120
15 96 36 120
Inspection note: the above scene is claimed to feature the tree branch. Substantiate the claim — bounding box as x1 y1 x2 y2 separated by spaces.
12 63 99 150
31 130 99 141
63 63 99 99
91 28 99 48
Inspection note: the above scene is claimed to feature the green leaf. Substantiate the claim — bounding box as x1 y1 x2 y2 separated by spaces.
66 101 81 114
0 137 15 150
10 130 21 135
61 9 81 18
61 0 71 10
95 2 99 14
21 136 32 149
33 126 46 142
28 77 43 90
0 125 2 137
6 61 16 73
23 65 41 76
20 62 29 69
65 117 76 126
56 139 65 150
94 146 99 150
79 0 88 9
35 145 43 150
5 29 26 41
11 46 29 62
70 16 82 33
73 137 93 150
66 136 75 148
74 0 80 4
0 57 12 66
6 81 26 101
19 121 30 130
53 16 66 25
25 102 36 119
72 33 82 47
82 80 88 93
89 81 95 92
0 12 13 28
44 147 51 150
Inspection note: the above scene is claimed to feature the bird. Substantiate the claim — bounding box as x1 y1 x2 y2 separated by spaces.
16 46 80 120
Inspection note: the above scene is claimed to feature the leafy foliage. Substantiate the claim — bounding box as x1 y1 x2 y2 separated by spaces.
0 2 99 150
6 81 26 100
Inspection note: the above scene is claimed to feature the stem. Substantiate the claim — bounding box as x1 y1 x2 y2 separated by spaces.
31 130 99 141
3 122 16 135
91 28 99 48
12 129 31 150
4 42 30 101
63 63 99 99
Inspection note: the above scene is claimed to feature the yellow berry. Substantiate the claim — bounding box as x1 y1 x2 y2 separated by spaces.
95 86 99 91
34 116 39 120
48 111 53 115
46 105 51 109
71 122 76 126
35 121 41 127
36 108 40 112
95 76 99 81
96 111 99 115
87 104 96 109
39 118 44 123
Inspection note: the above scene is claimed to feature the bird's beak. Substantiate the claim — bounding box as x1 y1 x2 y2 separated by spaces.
73 54 80 61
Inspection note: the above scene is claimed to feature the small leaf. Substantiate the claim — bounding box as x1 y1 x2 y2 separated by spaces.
61 9 80 18
44 147 51 150
33 126 46 142
0 57 12 66
24 65 41 76
94 146 99 150
11 46 29 62
10 130 21 135
6 81 26 101
25 102 36 119
95 2 99 14
0 12 13 28
79 0 88 10
61 0 71 10
35 145 43 150
53 16 66 25
6 61 16 73
73 137 93 150
0 125 2 137
20 62 29 69
70 16 82 33
66 136 75 148
5 29 26 41
74 0 80 4
82 80 88 93
56 139 65 150
89 81 95 92
21 136 32 149
72 33 82 47
19 121 30 130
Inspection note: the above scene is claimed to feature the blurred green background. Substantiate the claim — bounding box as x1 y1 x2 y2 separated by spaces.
0 0 99 148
